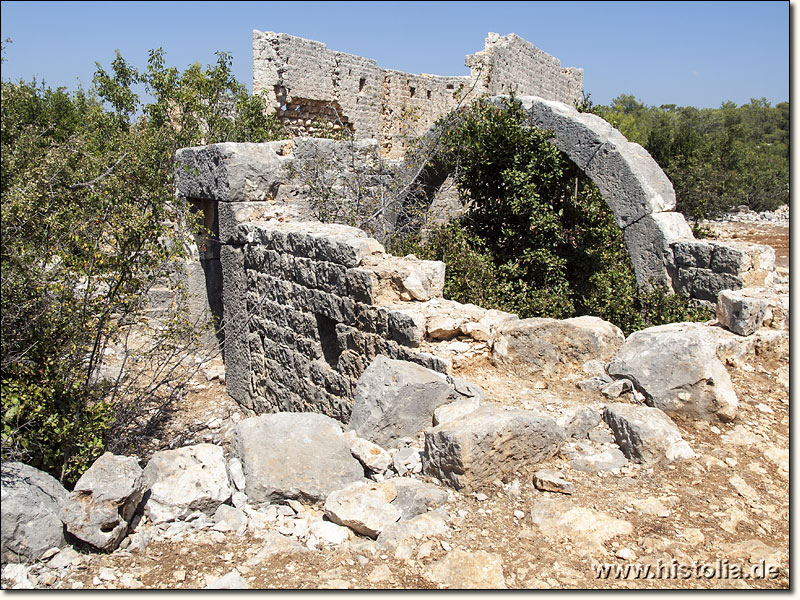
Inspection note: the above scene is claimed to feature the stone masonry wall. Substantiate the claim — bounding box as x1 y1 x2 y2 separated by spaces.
220 221 452 421
253 31 584 158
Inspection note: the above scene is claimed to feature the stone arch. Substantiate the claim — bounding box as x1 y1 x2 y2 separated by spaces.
425 95 697 291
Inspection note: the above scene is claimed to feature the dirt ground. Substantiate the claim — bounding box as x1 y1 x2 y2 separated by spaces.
41 224 790 590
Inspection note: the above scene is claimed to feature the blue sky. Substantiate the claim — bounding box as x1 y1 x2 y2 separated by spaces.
0 1 790 108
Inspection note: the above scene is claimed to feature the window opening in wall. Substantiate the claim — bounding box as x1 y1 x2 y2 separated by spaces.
359 77 366 92
446 83 454 90
410 86 416 98
316 313 343 368
427 90 432 100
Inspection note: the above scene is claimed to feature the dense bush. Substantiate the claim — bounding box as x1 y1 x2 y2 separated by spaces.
586 94 788 220
1 46 283 485
395 99 710 335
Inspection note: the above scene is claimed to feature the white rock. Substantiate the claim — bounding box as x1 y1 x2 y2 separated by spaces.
142 444 232 523
324 481 401 539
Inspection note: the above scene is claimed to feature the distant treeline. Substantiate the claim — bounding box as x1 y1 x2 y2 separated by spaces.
584 94 789 220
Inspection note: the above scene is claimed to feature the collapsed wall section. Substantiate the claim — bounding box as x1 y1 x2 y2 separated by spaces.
253 31 583 158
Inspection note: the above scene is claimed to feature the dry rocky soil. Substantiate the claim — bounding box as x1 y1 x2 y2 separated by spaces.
5 222 790 590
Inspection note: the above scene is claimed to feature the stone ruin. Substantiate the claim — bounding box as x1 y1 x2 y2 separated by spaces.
172 31 780 420
1 32 789 584
253 31 584 158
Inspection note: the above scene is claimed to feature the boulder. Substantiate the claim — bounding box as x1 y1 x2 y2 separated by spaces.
491 316 624 375
423 404 563 490
391 478 450 520
349 355 461 448
603 403 696 464
1 462 68 563
60 453 145 551
323 481 401 539
232 413 364 504
608 323 739 421
142 444 232 523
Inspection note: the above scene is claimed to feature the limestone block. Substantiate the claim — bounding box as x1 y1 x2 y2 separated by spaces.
717 288 770 336
175 142 290 203
519 96 626 169
232 413 364 504
349 436 392 473
608 323 739 421
556 406 602 440
433 396 482 426
603 403 696 464
584 139 677 229
388 310 426 347
672 239 714 269
142 444 232 523
349 355 460 447
60 453 145 551
1 462 68 563
220 245 252 409
423 404 563 490
675 267 742 303
491 315 624 375
390 478 450 520
323 481 400 538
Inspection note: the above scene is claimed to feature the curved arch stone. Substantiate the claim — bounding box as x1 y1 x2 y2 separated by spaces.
484 95 694 290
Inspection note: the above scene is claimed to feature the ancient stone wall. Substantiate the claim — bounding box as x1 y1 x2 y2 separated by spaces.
253 31 583 158
219 220 453 420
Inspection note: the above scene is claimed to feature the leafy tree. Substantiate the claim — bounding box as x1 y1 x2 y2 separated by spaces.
1 47 283 485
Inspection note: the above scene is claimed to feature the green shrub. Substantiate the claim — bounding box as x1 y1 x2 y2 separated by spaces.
401 98 711 336
1 47 284 485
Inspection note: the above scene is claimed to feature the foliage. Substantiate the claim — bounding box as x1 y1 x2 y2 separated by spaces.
590 95 788 220
401 98 710 335
1 47 283 485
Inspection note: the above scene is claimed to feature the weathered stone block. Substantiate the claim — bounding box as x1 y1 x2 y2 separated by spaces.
423 404 563 490
232 413 364 504
608 323 738 421
491 315 624 375
142 444 232 523
60 453 145 551
603 403 695 464
349 354 460 448
175 141 290 203
623 212 692 290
